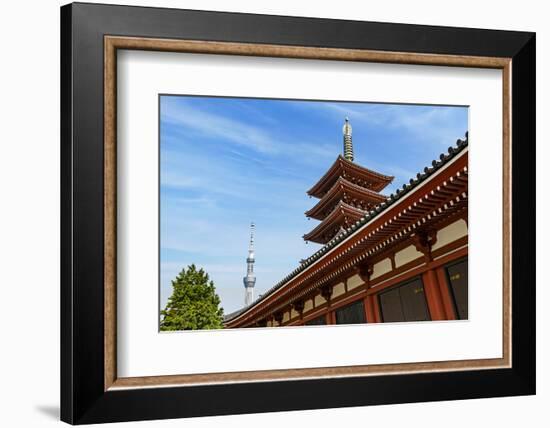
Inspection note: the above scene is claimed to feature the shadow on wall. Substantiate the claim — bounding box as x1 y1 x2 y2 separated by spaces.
35 405 59 420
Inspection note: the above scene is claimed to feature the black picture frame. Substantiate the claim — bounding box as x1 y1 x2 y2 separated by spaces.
61 2 535 424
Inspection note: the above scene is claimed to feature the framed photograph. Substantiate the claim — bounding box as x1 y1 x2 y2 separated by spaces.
60 2 535 424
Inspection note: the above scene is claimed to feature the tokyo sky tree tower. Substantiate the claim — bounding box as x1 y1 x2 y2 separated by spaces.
243 222 256 306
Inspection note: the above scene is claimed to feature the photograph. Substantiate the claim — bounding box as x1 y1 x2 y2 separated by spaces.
159 95 469 331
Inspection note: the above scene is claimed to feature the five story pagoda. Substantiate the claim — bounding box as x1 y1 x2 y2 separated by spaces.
303 118 394 245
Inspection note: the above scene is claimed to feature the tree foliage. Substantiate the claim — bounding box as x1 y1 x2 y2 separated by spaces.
160 264 224 331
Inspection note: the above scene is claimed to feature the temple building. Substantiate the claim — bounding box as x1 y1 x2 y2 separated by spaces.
225 119 468 328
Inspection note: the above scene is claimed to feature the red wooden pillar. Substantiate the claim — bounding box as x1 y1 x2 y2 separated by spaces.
422 269 447 320
435 268 457 320
372 294 382 322
363 296 371 322
321 285 334 325
364 295 380 323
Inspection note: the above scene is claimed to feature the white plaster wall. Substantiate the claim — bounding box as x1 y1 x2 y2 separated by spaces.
332 282 346 298
314 294 326 307
347 274 364 290
432 219 468 251
395 245 424 267
371 258 392 279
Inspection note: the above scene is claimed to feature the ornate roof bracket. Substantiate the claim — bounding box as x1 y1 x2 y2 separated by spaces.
412 229 438 262
355 262 374 283
320 284 333 305
291 300 305 318
274 312 284 325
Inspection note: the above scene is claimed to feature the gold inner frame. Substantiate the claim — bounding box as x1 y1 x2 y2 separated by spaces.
104 36 512 391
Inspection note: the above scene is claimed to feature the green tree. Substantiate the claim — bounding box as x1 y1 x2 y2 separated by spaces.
160 264 224 331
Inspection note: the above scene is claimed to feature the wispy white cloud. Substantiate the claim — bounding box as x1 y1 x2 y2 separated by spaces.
167 195 218 209
162 97 279 154
299 101 467 146
160 138 315 209
162 98 339 163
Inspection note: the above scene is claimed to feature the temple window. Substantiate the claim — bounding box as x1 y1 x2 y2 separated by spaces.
378 277 431 322
305 315 327 326
444 258 468 320
335 300 366 325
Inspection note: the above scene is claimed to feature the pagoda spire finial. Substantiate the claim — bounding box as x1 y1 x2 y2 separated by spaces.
342 117 354 161
243 222 256 306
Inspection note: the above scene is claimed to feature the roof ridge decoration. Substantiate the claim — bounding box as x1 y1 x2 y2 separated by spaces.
225 133 468 322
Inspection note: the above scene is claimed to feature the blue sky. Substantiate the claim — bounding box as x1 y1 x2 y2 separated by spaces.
160 95 468 314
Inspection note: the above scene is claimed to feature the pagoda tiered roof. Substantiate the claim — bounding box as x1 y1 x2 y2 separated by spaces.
303 119 394 245
307 155 394 198
303 201 366 244
305 176 388 221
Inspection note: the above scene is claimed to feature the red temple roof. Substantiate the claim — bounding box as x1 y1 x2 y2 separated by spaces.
305 176 388 221
307 155 394 198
